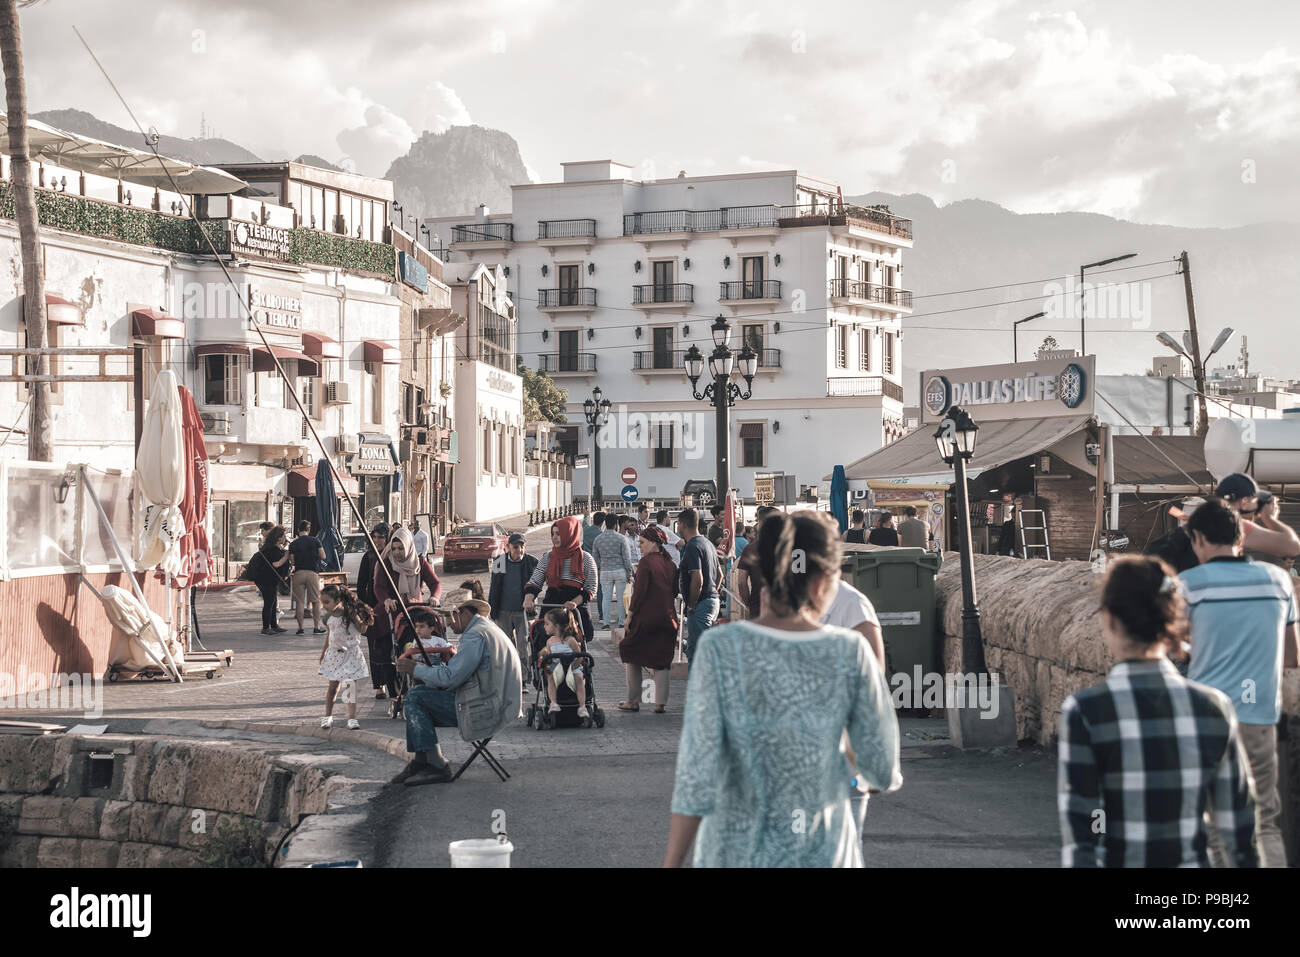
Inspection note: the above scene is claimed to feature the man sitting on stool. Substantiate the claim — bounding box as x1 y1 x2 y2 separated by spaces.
391 596 522 787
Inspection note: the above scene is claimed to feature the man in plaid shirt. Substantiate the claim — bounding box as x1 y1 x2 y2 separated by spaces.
1058 555 1258 868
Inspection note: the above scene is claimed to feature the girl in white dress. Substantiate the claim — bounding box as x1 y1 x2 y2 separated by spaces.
318 584 373 730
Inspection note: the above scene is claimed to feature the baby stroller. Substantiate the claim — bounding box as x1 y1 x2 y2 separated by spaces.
524 603 605 730
387 601 452 720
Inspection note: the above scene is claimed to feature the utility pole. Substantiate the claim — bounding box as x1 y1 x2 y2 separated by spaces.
0 0 51 461
1179 250 1210 436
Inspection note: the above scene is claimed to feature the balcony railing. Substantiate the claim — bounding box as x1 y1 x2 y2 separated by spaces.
539 352 597 374
779 204 913 240
451 222 514 244
633 283 693 304
826 376 905 402
754 347 781 368
633 349 686 371
620 203 911 240
538 287 597 308
828 279 912 308
720 279 781 301
538 218 596 239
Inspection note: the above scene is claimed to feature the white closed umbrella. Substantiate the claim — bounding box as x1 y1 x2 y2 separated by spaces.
136 370 186 575
99 584 184 672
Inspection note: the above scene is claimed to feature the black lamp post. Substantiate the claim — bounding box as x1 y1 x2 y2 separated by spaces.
684 315 758 506
392 200 405 232
1079 253 1136 355
582 386 612 506
934 405 987 675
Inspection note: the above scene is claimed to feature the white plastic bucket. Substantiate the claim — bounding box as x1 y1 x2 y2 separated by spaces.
449 838 514 868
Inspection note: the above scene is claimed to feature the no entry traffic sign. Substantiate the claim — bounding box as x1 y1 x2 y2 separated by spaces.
621 467 638 485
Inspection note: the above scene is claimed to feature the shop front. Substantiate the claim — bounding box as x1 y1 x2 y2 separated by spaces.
349 433 400 530
839 356 1102 560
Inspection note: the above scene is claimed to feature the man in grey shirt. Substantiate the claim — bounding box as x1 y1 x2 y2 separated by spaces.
592 513 634 628
897 505 931 549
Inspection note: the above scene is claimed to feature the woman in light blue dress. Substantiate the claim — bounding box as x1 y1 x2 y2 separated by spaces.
665 512 902 867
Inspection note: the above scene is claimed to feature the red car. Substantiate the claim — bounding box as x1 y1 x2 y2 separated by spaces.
442 522 508 572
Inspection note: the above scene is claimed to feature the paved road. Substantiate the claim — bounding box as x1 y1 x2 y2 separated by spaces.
14 519 1062 867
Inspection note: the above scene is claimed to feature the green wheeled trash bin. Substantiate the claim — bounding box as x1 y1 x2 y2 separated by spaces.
839 547 942 684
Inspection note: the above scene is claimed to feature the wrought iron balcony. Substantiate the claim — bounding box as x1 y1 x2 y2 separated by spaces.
720 280 781 301
779 204 912 240
539 352 597 374
754 347 781 368
538 218 596 240
633 349 687 371
451 222 514 244
538 287 597 308
826 376 904 402
633 283 694 305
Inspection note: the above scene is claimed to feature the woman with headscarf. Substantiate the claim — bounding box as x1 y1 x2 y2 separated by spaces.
523 515 598 646
358 523 391 699
618 525 680 713
371 524 442 704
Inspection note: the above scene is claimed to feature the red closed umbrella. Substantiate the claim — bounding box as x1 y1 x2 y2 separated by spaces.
157 386 211 589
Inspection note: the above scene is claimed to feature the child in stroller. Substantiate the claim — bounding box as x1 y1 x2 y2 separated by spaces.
525 605 605 730
388 602 452 719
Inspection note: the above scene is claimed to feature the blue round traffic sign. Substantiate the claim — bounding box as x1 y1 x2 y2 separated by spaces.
621 485 638 502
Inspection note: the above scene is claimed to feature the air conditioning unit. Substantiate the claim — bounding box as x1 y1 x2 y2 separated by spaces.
200 410 231 436
324 380 351 405
339 433 359 455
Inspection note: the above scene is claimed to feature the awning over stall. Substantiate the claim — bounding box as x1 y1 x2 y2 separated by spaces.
835 415 1092 485
1111 435 1212 492
287 464 359 498
301 331 343 360
131 308 185 339
44 293 82 325
361 339 401 365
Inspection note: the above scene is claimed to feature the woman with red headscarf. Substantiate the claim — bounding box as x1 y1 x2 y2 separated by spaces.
523 515 598 645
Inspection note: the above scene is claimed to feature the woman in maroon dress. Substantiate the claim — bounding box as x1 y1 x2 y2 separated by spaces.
618 525 680 713
371 526 442 707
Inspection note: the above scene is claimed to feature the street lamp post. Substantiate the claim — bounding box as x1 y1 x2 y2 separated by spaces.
1013 311 1046 363
582 386 612 506
1079 253 1137 356
684 316 758 505
934 406 987 676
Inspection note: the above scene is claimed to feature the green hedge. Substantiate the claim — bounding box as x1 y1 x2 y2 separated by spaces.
289 228 395 277
0 182 397 277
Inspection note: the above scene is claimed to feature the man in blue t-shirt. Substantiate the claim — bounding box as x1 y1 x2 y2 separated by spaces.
1179 497 1299 868
676 507 720 664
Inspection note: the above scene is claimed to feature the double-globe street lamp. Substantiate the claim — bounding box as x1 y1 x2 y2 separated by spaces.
933 405 988 676
583 386 612 506
683 316 759 507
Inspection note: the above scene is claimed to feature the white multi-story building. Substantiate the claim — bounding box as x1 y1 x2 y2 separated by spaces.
445 262 527 523
426 161 912 503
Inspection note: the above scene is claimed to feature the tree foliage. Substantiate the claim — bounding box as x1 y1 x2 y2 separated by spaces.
517 361 568 424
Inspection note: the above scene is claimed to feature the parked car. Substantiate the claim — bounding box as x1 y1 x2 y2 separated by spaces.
442 523 508 572
342 534 370 587
681 479 718 507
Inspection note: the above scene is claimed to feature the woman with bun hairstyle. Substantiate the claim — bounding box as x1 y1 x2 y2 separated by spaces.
1058 554 1259 867
665 511 902 868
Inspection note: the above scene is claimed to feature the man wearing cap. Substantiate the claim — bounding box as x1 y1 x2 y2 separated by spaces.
1214 473 1300 561
392 596 522 786
489 533 537 669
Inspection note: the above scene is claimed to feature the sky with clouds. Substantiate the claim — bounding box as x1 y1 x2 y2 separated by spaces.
18 0 1300 227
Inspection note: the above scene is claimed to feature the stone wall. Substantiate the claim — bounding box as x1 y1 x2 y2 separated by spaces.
936 551 1300 861
0 732 345 868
